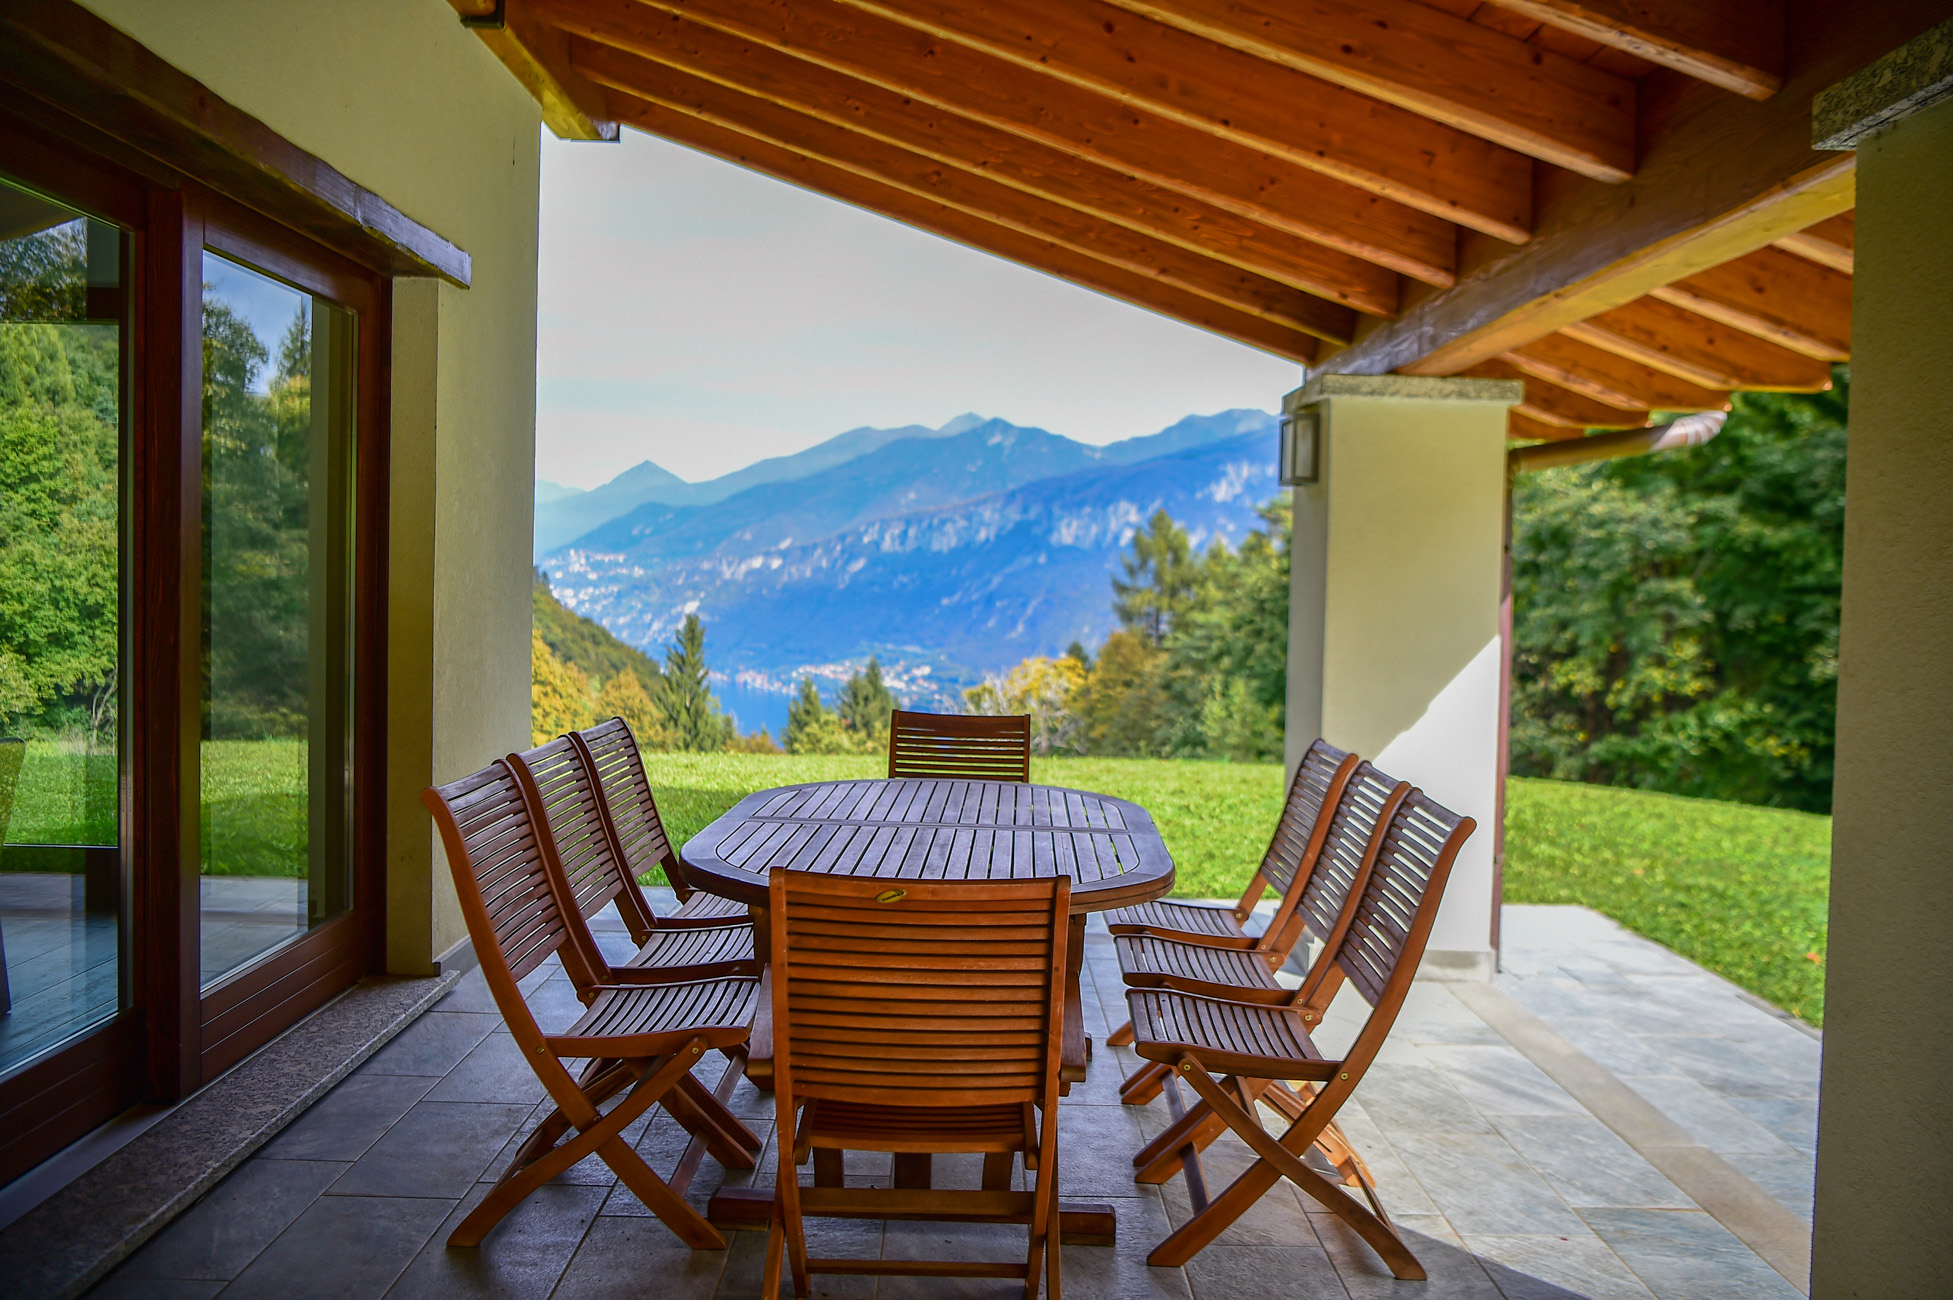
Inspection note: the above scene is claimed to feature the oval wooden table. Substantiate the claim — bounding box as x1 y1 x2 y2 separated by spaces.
680 777 1176 1246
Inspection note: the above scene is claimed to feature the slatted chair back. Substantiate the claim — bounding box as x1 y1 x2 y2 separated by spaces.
768 869 1070 1110
1277 762 1411 985
513 735 659 956
573 716 689 894
887 709 1031 783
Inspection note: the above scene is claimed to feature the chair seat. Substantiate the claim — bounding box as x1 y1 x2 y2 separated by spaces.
804 1100 1032 1154
1115 934 1281 992
672 891 747 922
1127 987 1332 1080
1102 898 1245 941
549 976 759 1058
623 921 754 971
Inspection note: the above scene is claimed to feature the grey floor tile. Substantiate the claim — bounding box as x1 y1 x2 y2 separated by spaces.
1058 1196 1192 1300
117 1157 348 1281
1489 1115 1694 1210
384 1181 607 1300
1463 1234 1656 1300
1723 1096 1819 1157
1720 1151 1815 1222
548 1214 730 1300
879 1220 1031 1300
1391 1133 1590 1237
86 1278 225 1300
1311 1211 1502 1300
1580 1207 1805 1300
433 967 497 1014
1350 1065 1494 1137
362 1011 500 1077
1634 1037 1807 1099
1421 1045 1587 1118
260 1072 438 1162
220 1194 452 1300
716 1216 879 1298
329 1100 537 1199
1183 1243 1347 1300
1550 1019 1674 1077
425 1032 552 1106
1058 1103 1151 1198
1618 1076 1801 1157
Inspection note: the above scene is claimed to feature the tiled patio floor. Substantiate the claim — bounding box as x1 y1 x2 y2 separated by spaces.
85 902 1816 1300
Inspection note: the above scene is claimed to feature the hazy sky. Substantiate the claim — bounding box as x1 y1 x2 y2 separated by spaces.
535 130 1303 490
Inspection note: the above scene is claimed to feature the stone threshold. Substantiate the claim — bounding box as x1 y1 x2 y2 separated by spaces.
0 970 458 1300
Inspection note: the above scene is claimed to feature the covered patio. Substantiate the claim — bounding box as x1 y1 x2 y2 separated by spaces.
73 899 1814 1300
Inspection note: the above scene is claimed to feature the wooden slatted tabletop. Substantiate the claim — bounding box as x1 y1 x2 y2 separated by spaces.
679 778 1176 914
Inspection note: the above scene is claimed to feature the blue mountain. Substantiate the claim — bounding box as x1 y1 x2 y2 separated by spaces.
542 412 1282 714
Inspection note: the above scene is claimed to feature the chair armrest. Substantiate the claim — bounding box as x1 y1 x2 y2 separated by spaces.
653 914 752 932
747 967 774 1074
606 959 762 984
1129 929 1259 950
1155 976 1294 1005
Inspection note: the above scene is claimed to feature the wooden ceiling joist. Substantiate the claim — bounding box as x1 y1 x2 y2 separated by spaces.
1467 358 1649 428
1564 297 1834 391
1097 0 1636 180
602 91 1321 364
552 1 1398 314
1503 335 1733 412
1509 411 1592 442
829 0 1536 240
1774 211 1855 274
447 0 618 139
616 0 1460 284
579 49 1354 345
1489 0 1784 100
1649 246 1852 360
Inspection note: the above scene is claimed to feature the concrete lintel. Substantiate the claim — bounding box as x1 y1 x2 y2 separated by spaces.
1814 16 1953 149
1288 373 1523 409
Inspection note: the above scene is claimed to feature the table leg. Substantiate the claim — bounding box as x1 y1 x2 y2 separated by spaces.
813 1148 844 1187
892 1153 933 1189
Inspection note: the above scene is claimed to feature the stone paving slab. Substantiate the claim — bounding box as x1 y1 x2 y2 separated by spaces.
80 902 1815 1299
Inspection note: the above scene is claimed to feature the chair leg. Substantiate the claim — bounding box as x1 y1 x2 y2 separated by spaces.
665 1073 759 1169
1106 1019 1135 1047
1119 1060 1170 1104
1150 1059 1424 1280
763 1195 787 1300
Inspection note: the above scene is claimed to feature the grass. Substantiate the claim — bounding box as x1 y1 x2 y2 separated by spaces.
1504 776 1831 1025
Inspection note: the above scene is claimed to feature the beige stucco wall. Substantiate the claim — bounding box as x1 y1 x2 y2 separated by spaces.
1810 91 1953 1298
78 0 543 971
1284 377 1518 974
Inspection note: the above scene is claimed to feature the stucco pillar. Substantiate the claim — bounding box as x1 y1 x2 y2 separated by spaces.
1809 25 1953 1297
1283 374 1522 980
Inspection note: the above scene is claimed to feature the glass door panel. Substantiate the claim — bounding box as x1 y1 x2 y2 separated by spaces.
0 177 127 1075
199 251 353 990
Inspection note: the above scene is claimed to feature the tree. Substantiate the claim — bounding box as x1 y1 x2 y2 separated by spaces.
652 613 732 752
784 676 853 754
1112 509 1197 645
593 667 672 750
1159 497 1291 760
1071 629 1169 756
531 631 593 744
835 656 896 746
962 655 1086 754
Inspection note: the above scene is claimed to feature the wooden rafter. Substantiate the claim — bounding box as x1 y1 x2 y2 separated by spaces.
575 41 1356 344
547 0 1397 314
1649 246 1851 360
1774 212 1854 274
1503 336 1732 412
449 0 618 140
1099 0 1635 179
1466 358 1649 428
828 0 1535 240
1490 0 1784 100
601 90 1321 363
1509 411 1595 442
614 0 1460 284
1563 297 1833 391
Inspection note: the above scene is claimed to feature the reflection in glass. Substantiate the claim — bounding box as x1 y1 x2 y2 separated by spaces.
200 252 353 988
0 177 125 1076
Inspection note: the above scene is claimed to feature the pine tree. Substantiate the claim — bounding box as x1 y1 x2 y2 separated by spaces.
1112 509 1196 645
651 613 732 752
784 676 852 754
836 656 896 745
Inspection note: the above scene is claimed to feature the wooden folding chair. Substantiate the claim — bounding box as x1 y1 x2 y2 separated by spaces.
423 761 760 1250
1124 791 1475 1274
759 870 1070 1300
574 716 747 921
1111 760 1407 1102
887 708 1032 782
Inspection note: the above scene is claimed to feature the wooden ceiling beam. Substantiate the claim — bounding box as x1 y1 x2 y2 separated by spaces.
1563 297 1834 391
448 0 618 140
616 0 1459 284
1489 0 1784 100
1466 357 1649 428
577 43 1357 343
1100 0 1634 180
601 89 1319 363
831 0 1535 239
1774 211 1854 274
546 0 1397 314
1649 245 1851 360
1503 335 1732 412
1509 411 1593 443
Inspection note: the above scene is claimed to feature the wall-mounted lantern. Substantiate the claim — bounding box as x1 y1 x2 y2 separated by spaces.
1279 401 1323 485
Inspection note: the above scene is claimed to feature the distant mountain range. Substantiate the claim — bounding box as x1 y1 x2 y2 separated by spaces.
538 409 1281 725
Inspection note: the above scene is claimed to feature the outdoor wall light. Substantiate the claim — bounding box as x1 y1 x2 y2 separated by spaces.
1279 402 1322 485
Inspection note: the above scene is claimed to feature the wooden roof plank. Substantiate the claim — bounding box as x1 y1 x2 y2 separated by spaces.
547 0 1398 314
1509 411 1593 442
613 0 1460 283
1773 211 1854 274
1466 357 1649 427
1102 0 1636 180
450 0 618 140
832 0 1536 240
1562 297 1834 390
1503 335 1732 411
602 88 1320 363
1489 0 1784 99
1648 245 1851 360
